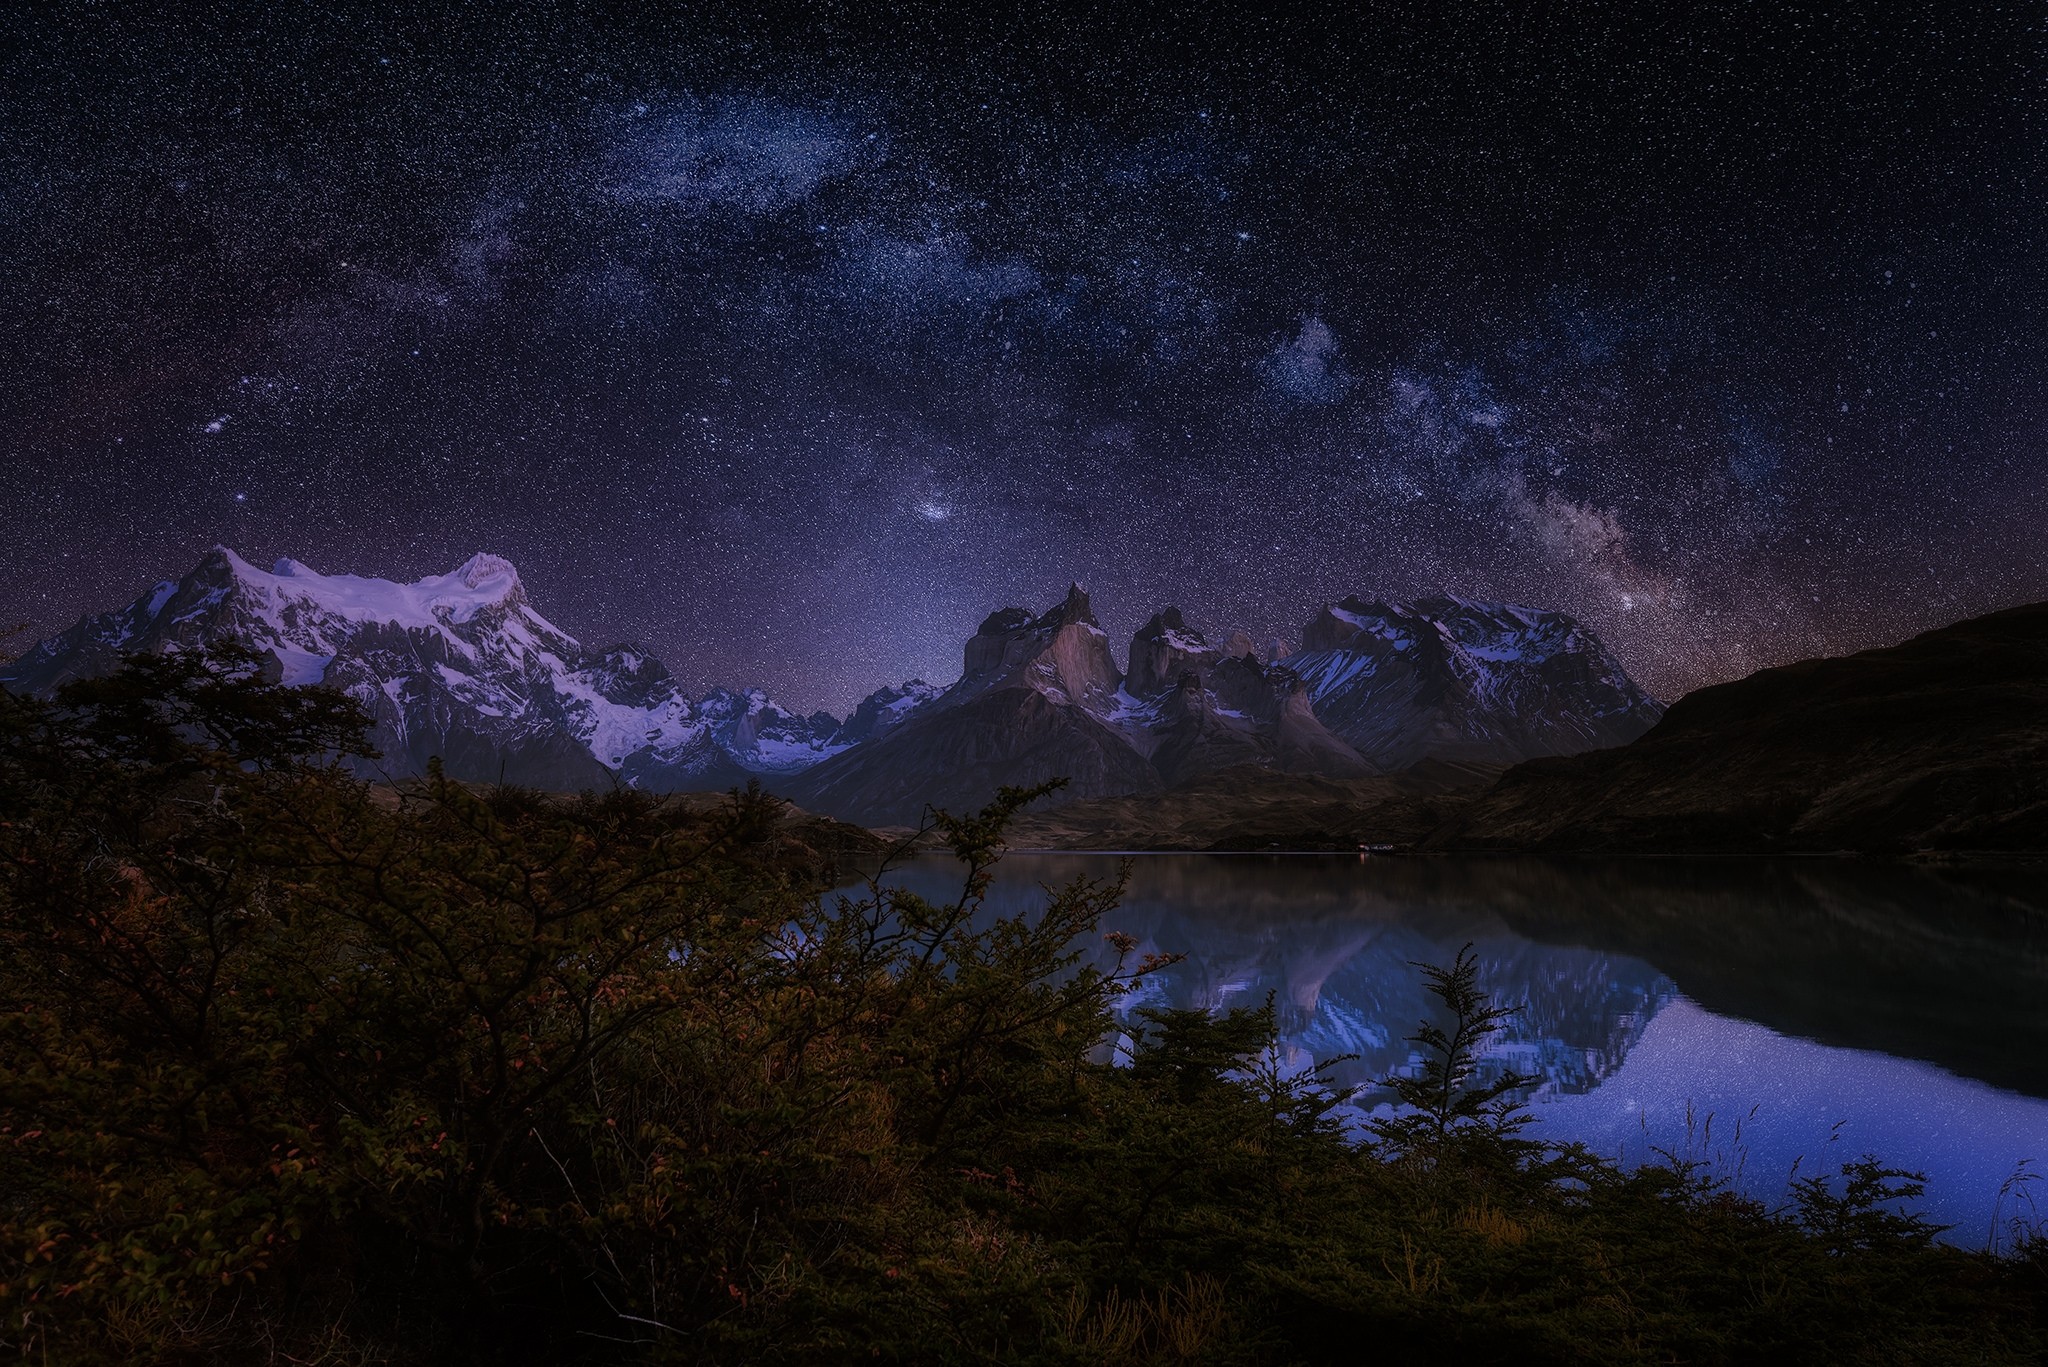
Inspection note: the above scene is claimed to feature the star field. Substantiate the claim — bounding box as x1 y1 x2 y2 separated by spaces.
3 2 2045 712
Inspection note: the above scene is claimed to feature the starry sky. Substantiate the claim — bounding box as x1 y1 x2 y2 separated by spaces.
4 1 2046 714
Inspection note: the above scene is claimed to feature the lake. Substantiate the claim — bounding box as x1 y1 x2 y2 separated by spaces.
881 852 2048 1245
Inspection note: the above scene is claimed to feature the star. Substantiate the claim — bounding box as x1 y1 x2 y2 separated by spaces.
0 4 2038 714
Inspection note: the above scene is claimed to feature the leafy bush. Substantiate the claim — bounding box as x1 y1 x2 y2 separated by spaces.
1 650 2042 1363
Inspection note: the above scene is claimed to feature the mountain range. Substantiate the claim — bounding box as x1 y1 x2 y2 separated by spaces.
3 547 1665 825
3 549 858 791
782 586 1661 824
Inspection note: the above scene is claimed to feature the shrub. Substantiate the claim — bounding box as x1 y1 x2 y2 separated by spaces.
1 651 2043 1363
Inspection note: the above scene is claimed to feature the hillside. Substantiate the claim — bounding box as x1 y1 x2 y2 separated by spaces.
1428 601 2048 854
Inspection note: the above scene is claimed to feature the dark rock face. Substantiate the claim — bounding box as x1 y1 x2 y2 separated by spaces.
1206 653 1278 718
582 646 679 707
1146 672 1273 784
1269 670 1379 778
1139 652 1373 785
310 617 619 791
1125 608 1221 698
1290 596 1664 768
786 585 1150 824
956 583 1122 711
1120 613 1374 784
785 686 1163 827
1429 600 2048 854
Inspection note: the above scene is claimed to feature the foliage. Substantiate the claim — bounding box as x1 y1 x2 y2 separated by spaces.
1367 941 1541 1173
0 650 2043 1364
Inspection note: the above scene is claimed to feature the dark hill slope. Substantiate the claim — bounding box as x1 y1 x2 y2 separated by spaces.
783 686 1162 828
1428 601 2048 854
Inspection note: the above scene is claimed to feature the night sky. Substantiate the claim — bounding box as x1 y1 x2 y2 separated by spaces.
5 2 2046 714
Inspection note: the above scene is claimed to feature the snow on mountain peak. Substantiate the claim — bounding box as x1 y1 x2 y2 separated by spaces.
1288 592 1664 767
455 552 521 591
7 553 1668 803
5 545 858 792
196 547 542 637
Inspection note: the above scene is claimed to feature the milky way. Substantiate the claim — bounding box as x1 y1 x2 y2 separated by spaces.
4 3 2045 712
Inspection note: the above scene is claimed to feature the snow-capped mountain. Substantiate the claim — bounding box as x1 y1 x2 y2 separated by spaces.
831 679 944 746
2 548 848 791
787 588 1663 825
1291 595 1665 768
6 553 1664 822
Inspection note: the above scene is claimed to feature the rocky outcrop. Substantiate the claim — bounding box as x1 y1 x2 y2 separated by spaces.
1146 672 1274 784
831 679 943 746
1270 670 1379 778
1126 608 1222 698
1138 650 1374 785
784 585 1155 825
957 584 1122 711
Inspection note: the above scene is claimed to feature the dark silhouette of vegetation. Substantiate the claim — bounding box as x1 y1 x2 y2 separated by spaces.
1 649 2043 1363
1369 942 1542 1171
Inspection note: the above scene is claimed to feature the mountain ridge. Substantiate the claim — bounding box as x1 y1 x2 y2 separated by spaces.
1426 599 2048 854
5 549 1666 822
784 582 1661 824
3 547 864 792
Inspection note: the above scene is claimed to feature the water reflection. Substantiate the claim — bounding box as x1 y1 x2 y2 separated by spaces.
882 852 2048 1235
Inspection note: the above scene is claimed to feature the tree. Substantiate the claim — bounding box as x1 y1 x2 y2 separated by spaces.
1368 943 1538 1170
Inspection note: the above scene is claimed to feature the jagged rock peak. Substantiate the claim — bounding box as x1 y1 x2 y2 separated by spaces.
185 544 244 584
834 678 944 746
969 584 1101 645
1144 606 1192 634
977 607 1034 635
1127 606 1221 698
455 551 522 591
1051 582 1098 628
1215 628 1258 661
1303 597 1389 652
587 644 676 699
959 582 1120 707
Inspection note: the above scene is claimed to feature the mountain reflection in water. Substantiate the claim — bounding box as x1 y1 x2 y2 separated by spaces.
881 853 2048 1237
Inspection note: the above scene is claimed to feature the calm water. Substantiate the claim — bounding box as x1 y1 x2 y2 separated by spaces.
882 853 2048 1244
